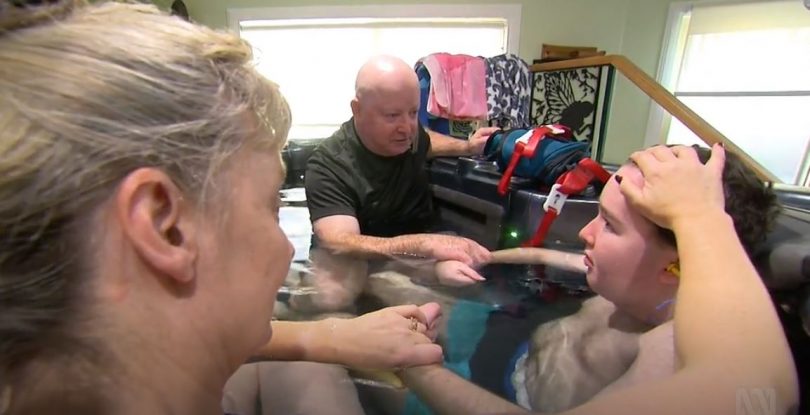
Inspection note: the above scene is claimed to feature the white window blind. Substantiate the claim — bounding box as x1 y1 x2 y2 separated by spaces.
234 7 518 141
664 1 810 185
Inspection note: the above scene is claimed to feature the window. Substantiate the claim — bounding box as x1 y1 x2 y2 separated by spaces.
651 1 810 185
229 5 521 141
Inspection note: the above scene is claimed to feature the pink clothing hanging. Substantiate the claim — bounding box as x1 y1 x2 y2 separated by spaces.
421 53 488 120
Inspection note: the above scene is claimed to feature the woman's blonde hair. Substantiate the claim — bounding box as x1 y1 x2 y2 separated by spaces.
0 1 290 412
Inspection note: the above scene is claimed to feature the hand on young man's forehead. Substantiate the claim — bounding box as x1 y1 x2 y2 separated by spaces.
615 164 646 189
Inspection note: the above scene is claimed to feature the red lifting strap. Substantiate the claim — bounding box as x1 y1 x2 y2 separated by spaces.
523 157 611 248
497 125 571 196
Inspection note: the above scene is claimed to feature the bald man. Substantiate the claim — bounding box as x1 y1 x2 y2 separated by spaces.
297 56 499 312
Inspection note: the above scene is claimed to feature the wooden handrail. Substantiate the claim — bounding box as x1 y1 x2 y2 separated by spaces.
531 55 779 182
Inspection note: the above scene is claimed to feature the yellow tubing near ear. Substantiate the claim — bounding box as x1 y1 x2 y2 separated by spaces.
666 262 681 278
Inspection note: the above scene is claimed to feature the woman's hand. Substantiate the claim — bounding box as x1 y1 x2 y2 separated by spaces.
620 144 726 230
324 303 443 370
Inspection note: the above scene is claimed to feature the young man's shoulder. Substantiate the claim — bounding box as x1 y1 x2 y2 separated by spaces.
638 320 674 352
596 321 675 396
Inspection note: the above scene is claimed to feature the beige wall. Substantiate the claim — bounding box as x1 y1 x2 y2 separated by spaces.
184 0 675 163
151 0 174 10
606 0 671 162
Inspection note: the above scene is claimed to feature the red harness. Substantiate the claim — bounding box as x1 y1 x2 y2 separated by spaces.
496 124 572 196
492 124 611 247
523 158 611 247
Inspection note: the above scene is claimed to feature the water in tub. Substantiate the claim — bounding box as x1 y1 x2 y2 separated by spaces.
275 188 634 414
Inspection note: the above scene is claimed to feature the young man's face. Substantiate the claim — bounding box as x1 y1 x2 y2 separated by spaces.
578 164 678 320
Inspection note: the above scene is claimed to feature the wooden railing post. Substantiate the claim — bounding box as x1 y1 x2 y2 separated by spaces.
531 55 779 183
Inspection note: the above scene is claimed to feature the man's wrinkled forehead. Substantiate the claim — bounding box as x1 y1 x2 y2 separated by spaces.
371 88 419 111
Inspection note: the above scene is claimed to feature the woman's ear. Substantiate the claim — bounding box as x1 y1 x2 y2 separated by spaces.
115 168 198 284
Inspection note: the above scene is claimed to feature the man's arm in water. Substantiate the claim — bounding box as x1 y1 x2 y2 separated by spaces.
312 214 491 267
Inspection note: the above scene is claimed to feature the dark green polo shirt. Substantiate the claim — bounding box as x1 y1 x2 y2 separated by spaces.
304 118 436 237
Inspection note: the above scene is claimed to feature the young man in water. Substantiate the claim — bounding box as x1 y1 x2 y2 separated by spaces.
366 146 780 413
515 146 780 411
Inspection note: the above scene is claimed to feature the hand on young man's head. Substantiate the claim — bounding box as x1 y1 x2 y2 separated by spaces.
619 144 726 229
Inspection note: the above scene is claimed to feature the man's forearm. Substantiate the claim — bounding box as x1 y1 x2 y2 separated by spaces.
427 129 475 158
320 232 436 259
399 365 527 415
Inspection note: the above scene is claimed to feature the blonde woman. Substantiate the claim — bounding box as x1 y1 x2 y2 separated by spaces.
0 2 440 414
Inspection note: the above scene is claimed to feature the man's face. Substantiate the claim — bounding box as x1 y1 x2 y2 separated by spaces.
578 165 678 318
353 85 420 157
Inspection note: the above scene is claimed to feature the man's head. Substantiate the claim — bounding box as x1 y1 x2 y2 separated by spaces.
351 55 420 157
579 146 779 322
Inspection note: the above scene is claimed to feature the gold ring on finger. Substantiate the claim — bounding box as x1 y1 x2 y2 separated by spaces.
409 317 419 332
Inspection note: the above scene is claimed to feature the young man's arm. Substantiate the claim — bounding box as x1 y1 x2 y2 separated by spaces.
399 365 528 415
489 247 587 273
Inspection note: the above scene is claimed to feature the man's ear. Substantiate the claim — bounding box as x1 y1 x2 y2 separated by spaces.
350 97 360 117
115 168 198 284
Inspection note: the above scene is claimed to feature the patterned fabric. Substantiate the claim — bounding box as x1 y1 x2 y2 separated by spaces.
531 68 599 142
485 54 532 129
416 62 476 138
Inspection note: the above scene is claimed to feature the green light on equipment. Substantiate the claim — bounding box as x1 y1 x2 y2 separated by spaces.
509 230 519 239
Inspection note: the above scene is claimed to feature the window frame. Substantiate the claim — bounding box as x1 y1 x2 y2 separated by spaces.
227 4 522 56
645 0 810 188
227 4 521 142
